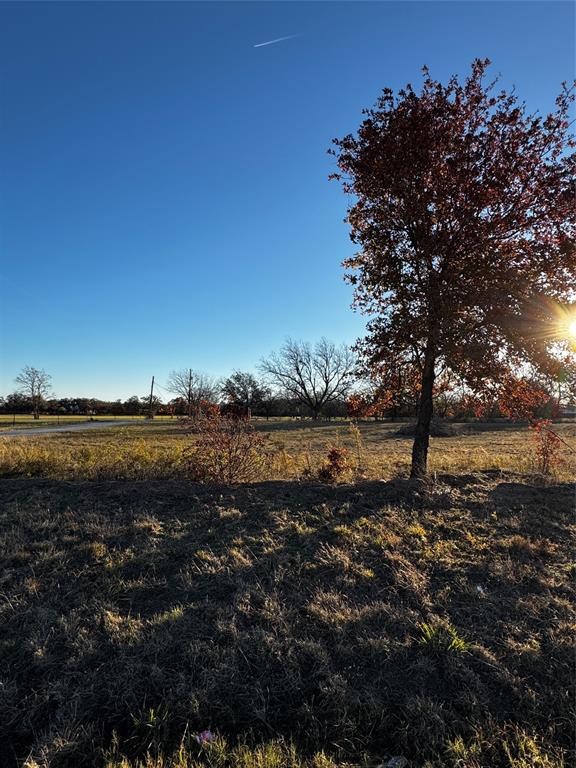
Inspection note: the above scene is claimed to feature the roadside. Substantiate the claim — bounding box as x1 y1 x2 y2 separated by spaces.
0 420 143 437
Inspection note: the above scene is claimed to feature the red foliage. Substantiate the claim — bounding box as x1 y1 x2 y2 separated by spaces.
346 391 391 419
331 58 575 476
318 446 350 483
497 378 549 420
193 399 220 419
220 402 251 420
530 419 565 475
182 410 269 484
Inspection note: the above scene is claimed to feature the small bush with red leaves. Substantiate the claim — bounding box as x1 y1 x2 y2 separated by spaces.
183 411 270 484
179 399 221 428
317 446 351 483
530 419 565 476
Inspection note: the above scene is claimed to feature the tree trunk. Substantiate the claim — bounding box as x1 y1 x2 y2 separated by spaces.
410 340 437 479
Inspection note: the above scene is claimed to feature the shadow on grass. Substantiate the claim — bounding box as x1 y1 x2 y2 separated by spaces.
0 473 573 767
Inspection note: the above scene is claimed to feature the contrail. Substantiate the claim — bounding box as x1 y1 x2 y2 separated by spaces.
253 34 298 48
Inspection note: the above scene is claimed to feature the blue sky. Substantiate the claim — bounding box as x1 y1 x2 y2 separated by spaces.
1 1 574 399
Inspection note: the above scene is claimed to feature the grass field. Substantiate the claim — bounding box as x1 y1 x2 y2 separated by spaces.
0 419 575 482
1 473 574 767
1 420 574 767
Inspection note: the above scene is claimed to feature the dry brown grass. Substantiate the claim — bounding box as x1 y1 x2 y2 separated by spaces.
1 471 574 767
0 420 574 482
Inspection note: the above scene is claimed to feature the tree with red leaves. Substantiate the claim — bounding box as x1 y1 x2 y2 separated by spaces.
347 390 391 420
331 59 575 477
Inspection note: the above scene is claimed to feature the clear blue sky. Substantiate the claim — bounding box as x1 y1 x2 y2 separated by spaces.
1 1 573 400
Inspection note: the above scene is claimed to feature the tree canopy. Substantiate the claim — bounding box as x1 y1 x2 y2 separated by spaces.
221 371 269 415
331 58 576 476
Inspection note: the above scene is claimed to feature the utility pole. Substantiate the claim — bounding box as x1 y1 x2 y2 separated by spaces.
147 376 155 420
188 368 192 418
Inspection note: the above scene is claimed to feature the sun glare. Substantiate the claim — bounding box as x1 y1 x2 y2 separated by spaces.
569 320 576 339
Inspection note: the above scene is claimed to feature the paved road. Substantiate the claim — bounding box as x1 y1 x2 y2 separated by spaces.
0 420 141 437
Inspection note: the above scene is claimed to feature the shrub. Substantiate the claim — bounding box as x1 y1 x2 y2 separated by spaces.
179 400 221 428
183 412 270 484
317 446 351 483
530 419 564 476
348 421 365 473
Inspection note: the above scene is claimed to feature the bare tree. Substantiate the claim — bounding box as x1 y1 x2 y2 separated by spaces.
15 365 52 420
166 369 219 417
260 338 356 419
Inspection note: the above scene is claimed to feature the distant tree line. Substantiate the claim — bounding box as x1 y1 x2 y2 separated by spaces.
0 388 351 419
1 342 357 420
3 345 573 421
